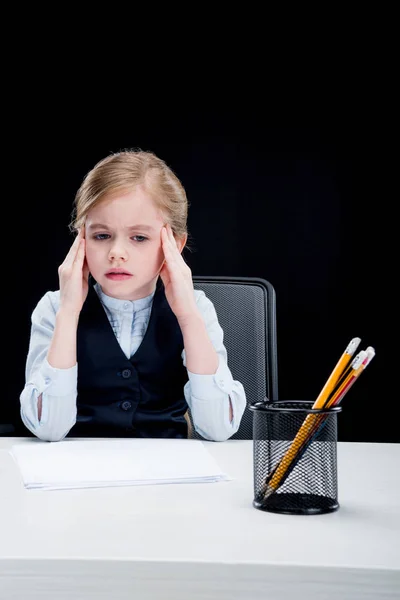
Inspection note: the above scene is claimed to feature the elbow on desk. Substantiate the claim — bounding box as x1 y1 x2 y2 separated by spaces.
193 420 239 442
29 425 72 443
209 431 236 442
20 410 74 443
34 428 71 443
36 416 76 442
196 429 237 442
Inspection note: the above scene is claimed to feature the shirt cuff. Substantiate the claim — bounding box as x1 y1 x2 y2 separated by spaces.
187 354 234 400
40 359 78 397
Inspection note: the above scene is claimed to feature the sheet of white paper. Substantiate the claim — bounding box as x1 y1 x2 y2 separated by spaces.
9 438 231 490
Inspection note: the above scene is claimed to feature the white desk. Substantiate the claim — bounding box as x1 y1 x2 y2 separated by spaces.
0 438 399 600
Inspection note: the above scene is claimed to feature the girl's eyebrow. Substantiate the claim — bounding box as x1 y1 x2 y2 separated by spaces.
87 223 156 232
127 225 156 232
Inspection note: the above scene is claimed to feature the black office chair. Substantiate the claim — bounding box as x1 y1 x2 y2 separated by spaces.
189 276 279 440
0 424 15 435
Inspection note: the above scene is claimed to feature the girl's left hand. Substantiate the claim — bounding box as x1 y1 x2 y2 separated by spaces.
159 224 199 325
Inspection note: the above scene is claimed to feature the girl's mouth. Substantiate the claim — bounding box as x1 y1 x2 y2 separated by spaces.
105 272 133 281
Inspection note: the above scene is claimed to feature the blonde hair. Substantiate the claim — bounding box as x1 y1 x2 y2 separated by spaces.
70 148 192 250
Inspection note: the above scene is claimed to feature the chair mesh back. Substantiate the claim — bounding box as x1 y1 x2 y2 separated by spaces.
191 278 277 440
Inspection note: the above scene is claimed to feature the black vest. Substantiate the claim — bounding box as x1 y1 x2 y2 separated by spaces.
69 277 189 438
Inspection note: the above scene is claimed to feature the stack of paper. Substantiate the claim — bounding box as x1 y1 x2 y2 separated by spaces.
9 438 230 490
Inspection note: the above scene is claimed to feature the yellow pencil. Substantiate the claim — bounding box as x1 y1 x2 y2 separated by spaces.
262 339 362 499
305 348 375 445
313 337 361 409
326 347 375 408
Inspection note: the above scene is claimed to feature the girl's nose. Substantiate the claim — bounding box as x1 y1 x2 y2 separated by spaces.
108 243 128 262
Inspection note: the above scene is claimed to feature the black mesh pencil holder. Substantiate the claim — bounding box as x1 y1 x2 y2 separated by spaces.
250 400 342 515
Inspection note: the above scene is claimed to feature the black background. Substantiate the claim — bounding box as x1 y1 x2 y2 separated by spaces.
3 66 394 442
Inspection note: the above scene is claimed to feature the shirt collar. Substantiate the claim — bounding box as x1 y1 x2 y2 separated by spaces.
94 283 155 313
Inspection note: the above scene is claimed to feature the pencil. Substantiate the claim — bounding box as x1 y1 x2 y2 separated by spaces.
262 343 366 500
326 346 375 409
313 337 361 409
295 347 376 458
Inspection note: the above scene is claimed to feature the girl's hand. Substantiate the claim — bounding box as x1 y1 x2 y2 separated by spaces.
58 228 90 317
159 224 199 326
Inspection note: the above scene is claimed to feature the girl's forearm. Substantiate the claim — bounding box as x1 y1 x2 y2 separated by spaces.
37 309 79 421
47 309 80 369
179 313 234 422
179 313 219 375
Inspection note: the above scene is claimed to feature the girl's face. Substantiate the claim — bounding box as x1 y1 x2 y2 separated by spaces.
85 186 169 300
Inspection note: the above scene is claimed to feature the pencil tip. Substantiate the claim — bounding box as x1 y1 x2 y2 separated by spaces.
365 347 376 365
263 486 275 500
347 337 361 354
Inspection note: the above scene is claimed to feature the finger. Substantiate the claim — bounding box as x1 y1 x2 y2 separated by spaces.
161 228 182 281
164 225 185 263
161 227 177 263
73 239 86 267
82 258 90 282
61 230 83 268
164 226 190 276
167 224 180 249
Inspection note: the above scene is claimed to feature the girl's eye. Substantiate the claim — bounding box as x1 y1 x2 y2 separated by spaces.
92 234 148 242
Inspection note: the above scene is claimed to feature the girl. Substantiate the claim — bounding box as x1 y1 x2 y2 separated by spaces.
20 149 246 442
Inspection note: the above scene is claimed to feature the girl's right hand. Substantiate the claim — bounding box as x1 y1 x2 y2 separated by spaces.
58 229 89 317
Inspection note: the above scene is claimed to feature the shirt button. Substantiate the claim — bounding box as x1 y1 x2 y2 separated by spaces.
122 369 132 379
123 302 129 309
218 379 225 388
121 401 132 411
45 377 51 385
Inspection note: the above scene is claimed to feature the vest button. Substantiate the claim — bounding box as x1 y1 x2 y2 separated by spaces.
121 401 132 411
122 369 132 379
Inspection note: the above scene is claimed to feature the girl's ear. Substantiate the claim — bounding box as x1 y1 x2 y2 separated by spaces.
175 233 188 254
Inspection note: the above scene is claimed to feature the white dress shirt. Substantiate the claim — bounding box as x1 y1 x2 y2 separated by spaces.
20 284 246 442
